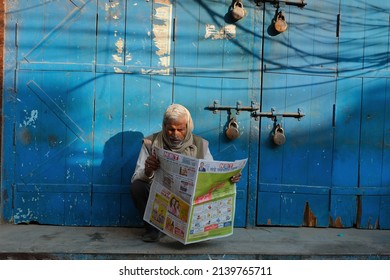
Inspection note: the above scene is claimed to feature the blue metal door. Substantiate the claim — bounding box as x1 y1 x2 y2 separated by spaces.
3 0 99 225
257 0 390 229
2 0 257 227
3 0 388 229
257 0 338 227
332 0 390 229
2 0 174 226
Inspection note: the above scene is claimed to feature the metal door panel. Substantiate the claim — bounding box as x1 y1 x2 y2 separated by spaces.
15 72 94 185
360 78 387 188
333 0 390 229
14 184 91 225
338 0 390 77
357 78 389 228
263 0 338 75
12 70 94 224
18 0 97 69
279 193 329 227
97 0 127 66
332 78 362 188
174 0 252 79
331 77 362 227
379 196 390 229
260 73 335 186
384 79 390 196
257 73 334 226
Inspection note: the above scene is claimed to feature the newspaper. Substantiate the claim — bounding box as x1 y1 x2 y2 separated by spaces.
143 147 247 244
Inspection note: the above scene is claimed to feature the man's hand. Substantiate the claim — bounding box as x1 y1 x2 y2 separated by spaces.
230 173 242 184
144 155 160 178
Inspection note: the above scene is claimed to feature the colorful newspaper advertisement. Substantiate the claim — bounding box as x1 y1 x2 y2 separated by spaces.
143 147 247 244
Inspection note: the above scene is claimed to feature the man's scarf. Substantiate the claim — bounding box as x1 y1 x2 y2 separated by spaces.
153 130 198 158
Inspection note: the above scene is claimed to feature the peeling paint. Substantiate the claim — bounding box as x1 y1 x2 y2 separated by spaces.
115 38 124 54
105 1 121 21
141 68 170 75
113 67 124 73
20 109 38 128
112 54 122 63
152 4 172 71
112 38 125 63
126 53 133 62
205 24 236 40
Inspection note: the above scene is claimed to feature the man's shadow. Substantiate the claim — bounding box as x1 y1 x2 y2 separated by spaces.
97 131 144 226
99 131 144 183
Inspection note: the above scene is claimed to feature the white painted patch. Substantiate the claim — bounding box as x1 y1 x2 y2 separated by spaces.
205 24 236 40
126 53 133 62
151 4 172 73
141 68 170 75
112 54 123 63
114 67 124 73
115 38 124 54
21 109 38 128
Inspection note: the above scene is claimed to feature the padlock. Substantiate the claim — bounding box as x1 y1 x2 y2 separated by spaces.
274 11 288 33
225 118 240 140
231 0 246 21
273 124 286 145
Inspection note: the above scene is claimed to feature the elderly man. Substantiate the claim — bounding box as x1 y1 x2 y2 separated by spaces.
130 104 240 242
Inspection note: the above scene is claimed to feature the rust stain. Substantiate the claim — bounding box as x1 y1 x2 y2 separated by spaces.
303 202 317 227
267 218 272 225
329 216 344 228
48 135 58 147
19 127 32 145
356 196 379 229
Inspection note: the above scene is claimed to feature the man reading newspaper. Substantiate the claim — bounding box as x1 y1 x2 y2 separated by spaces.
130 104 241 242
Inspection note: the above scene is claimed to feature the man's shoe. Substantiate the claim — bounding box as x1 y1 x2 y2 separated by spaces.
142 230 162 242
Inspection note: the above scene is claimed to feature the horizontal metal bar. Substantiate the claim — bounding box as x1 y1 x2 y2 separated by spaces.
256 0 307 8
252 111 305 119
205 101 260 114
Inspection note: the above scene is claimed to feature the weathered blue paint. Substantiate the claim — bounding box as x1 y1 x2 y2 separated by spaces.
2 0 256 227
256 0 390 229
1 0 389 229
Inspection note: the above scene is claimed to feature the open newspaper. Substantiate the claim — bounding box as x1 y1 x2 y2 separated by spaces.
143 147 247 244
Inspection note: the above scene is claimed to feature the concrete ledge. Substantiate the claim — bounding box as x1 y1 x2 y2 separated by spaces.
0 224 389 260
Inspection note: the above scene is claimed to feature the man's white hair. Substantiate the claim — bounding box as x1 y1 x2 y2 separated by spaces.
163 104 194 132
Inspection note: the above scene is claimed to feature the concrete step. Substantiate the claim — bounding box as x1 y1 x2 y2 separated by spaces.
0 224 389 260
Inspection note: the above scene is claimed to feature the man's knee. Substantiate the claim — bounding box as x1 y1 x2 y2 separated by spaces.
130 180 150 198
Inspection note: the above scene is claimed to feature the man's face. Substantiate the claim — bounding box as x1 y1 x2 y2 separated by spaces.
165 116 187 147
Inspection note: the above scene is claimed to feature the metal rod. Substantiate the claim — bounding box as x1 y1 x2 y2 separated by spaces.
205 101 260 114
252 110 305 120
257 0 307 8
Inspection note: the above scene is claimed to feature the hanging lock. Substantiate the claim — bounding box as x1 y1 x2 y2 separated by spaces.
274 11 288 33
231 0 246 21
225 118 240 140
273 124 286 145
